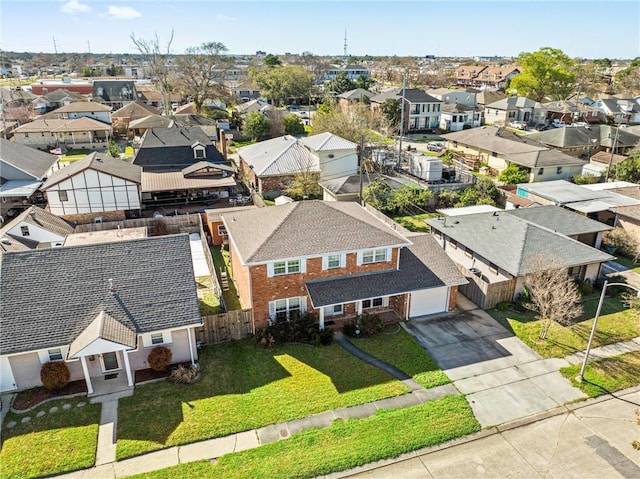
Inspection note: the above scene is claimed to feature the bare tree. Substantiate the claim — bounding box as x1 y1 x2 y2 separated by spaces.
130 30 174 115
173 42 233 113
522 255 583 339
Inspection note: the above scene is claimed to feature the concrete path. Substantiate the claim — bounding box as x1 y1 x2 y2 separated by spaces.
91 390 133 467
565 337 640 365
334 387 640 479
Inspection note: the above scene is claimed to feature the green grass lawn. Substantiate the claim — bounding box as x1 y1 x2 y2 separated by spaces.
390 213 438 233
116 340 409 459
196 275 221 315
353 327 449 388
0 398 101 479
489 297 640 358
129 395 479 479
613 255 640 273
60 149 92 161
560 351 640 397
210 245 242 311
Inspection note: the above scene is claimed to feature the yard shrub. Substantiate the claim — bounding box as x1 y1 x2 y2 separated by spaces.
576 280 594 297
496 301 511 311
169 364 200 384
343 314 385 338
254 313 332 347
40 361 70 391
148 346 172 371
342 321 358 337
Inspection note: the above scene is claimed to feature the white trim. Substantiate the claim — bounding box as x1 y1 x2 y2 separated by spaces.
38 345 69 364
80 355 93 394
322 253 345 270
187 327 196 365
122 351 134 386
141 330 173 348
99 351 121 372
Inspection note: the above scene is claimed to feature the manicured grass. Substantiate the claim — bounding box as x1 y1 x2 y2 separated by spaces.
354 327 450 388
614 255 640 273
489 297 640 359
390 213 438 233
116 340 409 459
210 245 242 311
129 395 479 479
228 139 255 153
0 398 101 479
560 351 640 397
196 275 221 315
60 149 91 161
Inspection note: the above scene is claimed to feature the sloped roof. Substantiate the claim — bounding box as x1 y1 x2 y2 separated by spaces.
0 138 58 180
507 149 587 168
129 114 172 129
112 101 160 119
444 126 547 155
300 132 357 151
485 97 543 110
93 80 137 103
53 101 112 113
0 234 201 356
319 173 405 195
370 88 442 104
42 152 142 189
442 103 475 114
14 117 111 133
181 161 234 175
68 311 137 358
43 89 85 103
223 200 411 264
338 88 375 101
306 234 467 307
237 135 316 176
505 205 611 235
141 171 236 192
0 205 75 239
426 212 613 277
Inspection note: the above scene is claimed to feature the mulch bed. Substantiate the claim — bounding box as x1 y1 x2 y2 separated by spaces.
12 380 88 411
134 362 193 383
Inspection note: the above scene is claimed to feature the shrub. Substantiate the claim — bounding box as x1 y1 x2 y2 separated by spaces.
343 314 385 338
148 346 172 371
495 301 511 311
342 321 358 337
576 280 594 296
254 313 332 347
40 361 70 391
318 328 334 346
169 364 200 384
605 227 640 261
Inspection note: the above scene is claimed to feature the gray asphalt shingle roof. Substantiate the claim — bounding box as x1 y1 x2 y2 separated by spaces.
504 205 611 236
68 311 137 358
223 200 410 264
443 126 547 155
426 211 613 277
305 235 467 307
0 138 59 180
0 234 202 356
42 152 142 189
0 205 75 240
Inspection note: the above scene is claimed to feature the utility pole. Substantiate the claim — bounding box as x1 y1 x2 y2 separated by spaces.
604 125 620 182
397 69 407 169
358 136 364 206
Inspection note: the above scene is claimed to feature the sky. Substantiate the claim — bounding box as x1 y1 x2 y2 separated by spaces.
1 1 639 59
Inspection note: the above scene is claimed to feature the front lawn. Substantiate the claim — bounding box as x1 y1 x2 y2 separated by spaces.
0 398 101 479
129 395 479 479
60 149 91 161
116 340 409 459
354 327 450 388
391 213 438 233
560 351 640 397
489 297 640 358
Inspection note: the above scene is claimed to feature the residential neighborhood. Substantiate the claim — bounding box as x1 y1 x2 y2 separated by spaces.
1 2 640 479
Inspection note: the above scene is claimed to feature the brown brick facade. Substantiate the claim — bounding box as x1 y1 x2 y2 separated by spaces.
239 158 295 197
448 286 458 311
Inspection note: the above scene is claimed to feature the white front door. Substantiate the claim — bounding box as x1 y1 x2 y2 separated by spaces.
0 356 16 392
100 352 121 372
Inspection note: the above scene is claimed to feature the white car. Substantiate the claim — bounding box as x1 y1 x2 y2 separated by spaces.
427 142 443 151
510 121 527 130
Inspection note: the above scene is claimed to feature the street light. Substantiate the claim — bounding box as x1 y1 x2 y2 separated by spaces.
577 280 640 381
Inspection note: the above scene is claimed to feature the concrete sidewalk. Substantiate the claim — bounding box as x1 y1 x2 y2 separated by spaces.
564 337 640 365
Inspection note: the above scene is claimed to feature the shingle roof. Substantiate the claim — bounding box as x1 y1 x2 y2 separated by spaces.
43 89 85 103
0 234 201 356
504 205 611 235
133 127 225 171
141 171 236 192
13 117 111 133
237 135 316 176
111 101 160 119
0 235 38 253
305 234 467 307
485 97 543 110
507 149 587 168
442 103 475 113
337 89 375 101
300 132 357 151
444 126 547 155
610 204 640 221
319 173 405 195
223 200 411 264
42 152 142 189
0 205 75 239
129 115 172 129
68 311 137 358
0 138 58 180
426 212 613 276
93 80 137 103
53 102 112 113
371 88 442 104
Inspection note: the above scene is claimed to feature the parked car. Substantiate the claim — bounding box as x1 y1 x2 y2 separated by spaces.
509 121 527 130
535 123 549 131
552 119 566 128
427 142 444 151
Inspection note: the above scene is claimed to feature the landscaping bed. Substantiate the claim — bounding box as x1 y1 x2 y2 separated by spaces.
11 380 87 411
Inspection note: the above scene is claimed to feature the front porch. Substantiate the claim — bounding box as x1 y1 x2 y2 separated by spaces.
323 310 403 331
88 370 133 398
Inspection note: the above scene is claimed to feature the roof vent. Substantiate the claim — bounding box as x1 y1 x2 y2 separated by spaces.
108 278 114 291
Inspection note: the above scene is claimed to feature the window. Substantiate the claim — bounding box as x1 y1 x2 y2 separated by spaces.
508 111 516 118
194 147 206 159
325 254 342 269
489 262 498 274
557 166 563 175
362 297 384 309
142 331 172 347
58 190 68 202
271 297 303 322
538 168 544 175
449 239 458 249
361 248 387 264
217 224 227 236
324 304 343 317
151 333 164 345
48 348 63 361
20 226 30 237
464 248 473 259
271 259 301 276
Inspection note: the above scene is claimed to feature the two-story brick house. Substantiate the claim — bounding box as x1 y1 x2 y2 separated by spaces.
222 200 467 330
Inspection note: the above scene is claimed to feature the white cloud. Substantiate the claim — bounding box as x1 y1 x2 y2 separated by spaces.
216 14 237 22
106 5 142 20
61 0 91 14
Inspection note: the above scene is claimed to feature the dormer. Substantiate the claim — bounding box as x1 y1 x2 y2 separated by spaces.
191 141 206 160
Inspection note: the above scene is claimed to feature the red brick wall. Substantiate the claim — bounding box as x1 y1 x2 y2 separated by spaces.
249 249 400 330
229 240 252 311
448 286 458 311
393 294 408 319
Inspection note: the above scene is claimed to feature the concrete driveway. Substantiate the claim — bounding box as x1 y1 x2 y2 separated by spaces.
403 297 586 427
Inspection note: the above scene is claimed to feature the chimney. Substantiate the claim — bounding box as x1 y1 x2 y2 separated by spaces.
219 128 228 160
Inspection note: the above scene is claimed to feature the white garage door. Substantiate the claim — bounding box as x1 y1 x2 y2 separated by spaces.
0 356 16 392
409 287 449 318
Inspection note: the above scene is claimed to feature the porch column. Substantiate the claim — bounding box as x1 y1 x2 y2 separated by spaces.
318 308 325 330
187 327 196 365
121 350 134 387
80 355 94 395
356 301 363 316
71 132 76 145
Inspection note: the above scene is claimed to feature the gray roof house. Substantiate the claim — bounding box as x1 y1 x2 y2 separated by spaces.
319 173 407 202
370 88 443 132
426 210 613 308
0 234 202 394
222 200 466 330
484 96 546 127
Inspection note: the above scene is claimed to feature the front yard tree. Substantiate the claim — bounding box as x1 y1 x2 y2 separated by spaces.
325 71 355 95
242 111 270 141
380 98 402 131
249 65 314 106
283 113 305 136
498 163 528 185
523 256 583 340
107 140 121 158
509 47 576 101
174 41 232 114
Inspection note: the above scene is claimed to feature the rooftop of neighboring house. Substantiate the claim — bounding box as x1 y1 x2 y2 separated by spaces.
319 173 406 196
484 97 543 110
442 103 476 114
0 205 75 246
0 138 59 180
504 205 612 235
236 135 315 177
444 125 547 155
299 132 357 151
92 80 137 103
0 234 201 356
469 88 507 106
42 89 86 103
222 200 411 264
370 88 442 105
63 226 148 246
507 148 588 168
426 210 613 277
14 117 111 134
129 114 172 130
112 101 160 119
478 65 519 80
337 88 375 101
234 99 273 115
51 101 112 113
527 125 640 149
42 152 142 190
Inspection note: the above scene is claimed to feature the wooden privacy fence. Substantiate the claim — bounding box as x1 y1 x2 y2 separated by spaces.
74 215 201 234
196 309 253 345
458 267 516 309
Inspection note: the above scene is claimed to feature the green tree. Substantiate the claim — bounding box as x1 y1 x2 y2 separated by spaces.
354 75 374 90
250 65 315 106
572 173 599 185
435 190 460 208
286 172 321 200
380 98 402 131
363 177 393 212
107 140 121 158
317 97 336 115
607 151 640 183
242 111 270 141
283 113 305 136
614 61 640 96
474 177 500 204
498 163 528 185
455 188 480 207
509 47 576 101
311 104 384 143
392 186 432 215
263 54 281 67
325 71 355 95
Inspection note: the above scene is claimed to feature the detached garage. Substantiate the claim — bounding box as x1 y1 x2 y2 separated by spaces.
409 286 450 318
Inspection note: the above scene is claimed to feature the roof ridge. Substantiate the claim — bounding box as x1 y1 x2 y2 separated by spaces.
245 202 300 263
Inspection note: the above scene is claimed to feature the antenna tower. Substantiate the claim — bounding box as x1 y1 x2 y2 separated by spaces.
343 30 348 57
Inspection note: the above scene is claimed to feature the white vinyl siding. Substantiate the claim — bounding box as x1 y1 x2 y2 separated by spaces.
141 330 173 347
267 258 305 277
